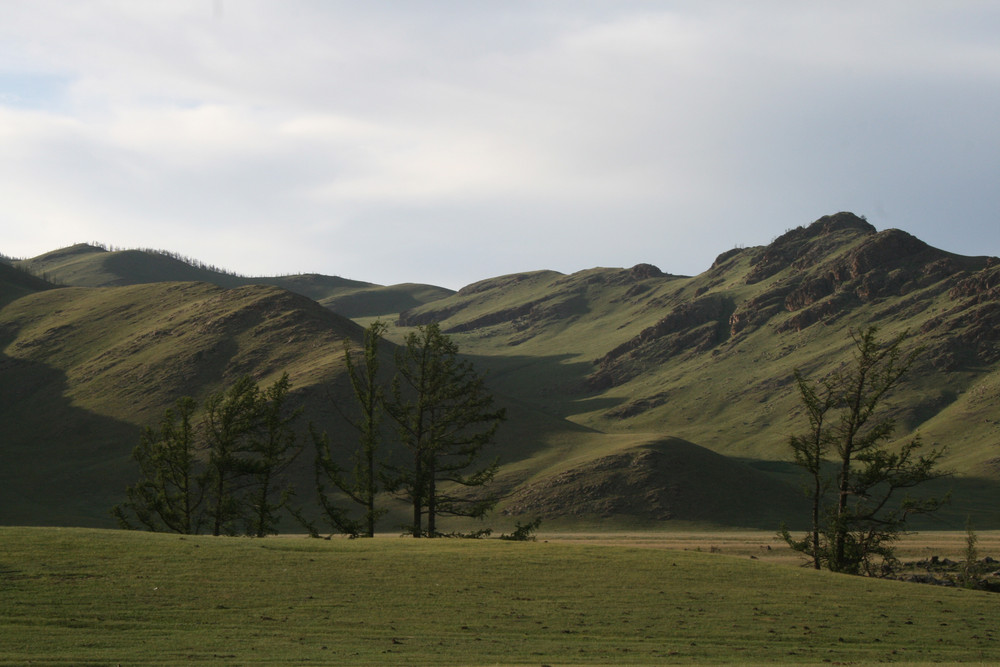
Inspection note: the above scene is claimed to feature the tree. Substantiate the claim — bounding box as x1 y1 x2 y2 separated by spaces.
785 369 836 570
386 324 505 537
203 376 263 536
115 375 303 537
113 397 205 534
243 373 302 537
307 321 391 537
782 326 949 575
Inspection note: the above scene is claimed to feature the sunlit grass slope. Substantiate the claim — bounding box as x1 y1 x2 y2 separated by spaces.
0 281 366 526
2 527 999 665
5 212 1000 530
395 215 1000 515
14 243 453 316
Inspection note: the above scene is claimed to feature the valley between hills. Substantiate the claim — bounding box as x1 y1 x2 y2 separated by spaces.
3 211 999 530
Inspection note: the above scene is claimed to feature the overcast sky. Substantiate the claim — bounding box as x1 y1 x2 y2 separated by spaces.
2 2 998 289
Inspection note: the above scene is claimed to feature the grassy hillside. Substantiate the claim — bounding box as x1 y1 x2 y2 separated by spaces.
0 270 803 530
14 243 454 317
0 281 371 526
397 214 1000 472
0 278 647 530
4 211 999 530
0 260 56 307
3 527 1000 664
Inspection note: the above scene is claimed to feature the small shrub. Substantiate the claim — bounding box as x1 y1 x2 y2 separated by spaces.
441 528 493 539
962 518 980 589
500 518 542 541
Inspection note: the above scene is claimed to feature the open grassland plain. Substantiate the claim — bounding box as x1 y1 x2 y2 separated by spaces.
2 528 999 665
546 529 1000 564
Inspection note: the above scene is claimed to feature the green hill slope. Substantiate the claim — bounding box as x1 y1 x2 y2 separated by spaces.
396 213 1000 524
15 243 454 318
0 277 802 529
0 260 57 307
4 212 999 530
0 281 370 525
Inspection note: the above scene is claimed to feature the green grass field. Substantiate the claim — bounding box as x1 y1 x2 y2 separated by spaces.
2 528 998 664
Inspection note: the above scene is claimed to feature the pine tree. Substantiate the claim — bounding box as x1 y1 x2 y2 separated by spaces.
313 321 390 537
386 324 505 537
113 397 205 534
203 376 264 537
244 373 302 537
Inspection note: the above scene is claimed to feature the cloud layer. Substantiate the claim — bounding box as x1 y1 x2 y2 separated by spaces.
2 2 998 287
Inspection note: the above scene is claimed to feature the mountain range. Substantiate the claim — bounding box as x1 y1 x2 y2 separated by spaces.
3 212 999 529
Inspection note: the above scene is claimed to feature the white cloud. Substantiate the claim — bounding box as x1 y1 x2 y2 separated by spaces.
1 2 998 287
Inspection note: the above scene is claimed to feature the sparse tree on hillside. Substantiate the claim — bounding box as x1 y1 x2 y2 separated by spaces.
781 326 949 575
311 321 390 537
113 397 205 534
385 324 505 537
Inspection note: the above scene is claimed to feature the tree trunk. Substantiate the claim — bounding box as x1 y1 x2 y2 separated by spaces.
427 457 436 538
811 473 821 570
365 448 375 538
411 447 423 537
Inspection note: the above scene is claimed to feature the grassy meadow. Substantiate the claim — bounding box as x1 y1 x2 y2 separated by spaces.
2 527 999 665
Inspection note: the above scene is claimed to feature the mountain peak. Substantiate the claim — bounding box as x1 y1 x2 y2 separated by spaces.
808 211 877 236
745 212 876 284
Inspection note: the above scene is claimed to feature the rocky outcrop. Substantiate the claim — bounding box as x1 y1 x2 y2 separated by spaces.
950 261 1000 303
589 295 734 389
627 263 665 280
745 212 876 284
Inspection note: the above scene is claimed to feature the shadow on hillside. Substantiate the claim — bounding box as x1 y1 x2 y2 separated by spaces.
463 350 619 415
458 350 622 459
0 350 141 527
743 458 1000 531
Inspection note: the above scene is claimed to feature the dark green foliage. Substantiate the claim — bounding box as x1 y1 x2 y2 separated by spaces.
114 375 301 536
113 397 204 534
304 425 362 538
501 517 542 541
243 374 303 537
386 323 505 537
203 376 265 536
782 327 949 575
441 528 493 538
311 321 390 537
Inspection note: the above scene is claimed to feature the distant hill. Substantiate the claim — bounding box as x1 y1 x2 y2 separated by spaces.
15 243 454 318
4 212 1000 529
0 260 57 307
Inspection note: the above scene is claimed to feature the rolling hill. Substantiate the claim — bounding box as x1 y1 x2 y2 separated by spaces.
3 212 999 529
13 242 455 317
0 274 379 525
400 214 1000 468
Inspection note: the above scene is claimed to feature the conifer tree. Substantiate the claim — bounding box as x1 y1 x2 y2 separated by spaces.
115 375 303 537
386 324 505 537
113 397 205 534
782 327 949 575
308 321 391 537
244 373 302 537
203 376 262 536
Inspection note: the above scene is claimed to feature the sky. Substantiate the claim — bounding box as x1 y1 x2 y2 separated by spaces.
1 2 999 289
